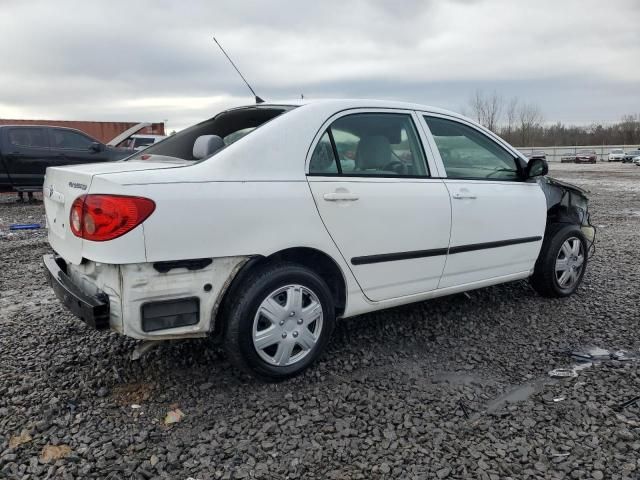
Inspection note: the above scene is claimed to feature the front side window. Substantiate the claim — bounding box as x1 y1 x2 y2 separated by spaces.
51 129 94 150
309 113 429 176
8 128 48 148
133 137 155 148
424 116 520 180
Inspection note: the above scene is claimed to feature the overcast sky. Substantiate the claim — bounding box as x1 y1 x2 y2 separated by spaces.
1 0 638 131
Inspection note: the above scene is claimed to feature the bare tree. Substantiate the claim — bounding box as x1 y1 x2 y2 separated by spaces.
468 89 503 133
503 97 518 143
518 103 543 146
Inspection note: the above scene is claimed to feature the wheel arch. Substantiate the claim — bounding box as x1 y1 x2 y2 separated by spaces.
212 247 347 339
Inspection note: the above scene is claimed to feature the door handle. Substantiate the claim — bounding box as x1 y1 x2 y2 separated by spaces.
323 192 359 202
452 192 477 200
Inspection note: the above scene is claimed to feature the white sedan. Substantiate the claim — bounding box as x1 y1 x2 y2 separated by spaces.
42 99 594 380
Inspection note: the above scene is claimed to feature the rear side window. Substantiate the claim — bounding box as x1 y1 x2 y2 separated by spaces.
129 106 293 162
425 116 519 180
51 129 94 150
309 113 429 177
8 128 48 148
309 132 339 173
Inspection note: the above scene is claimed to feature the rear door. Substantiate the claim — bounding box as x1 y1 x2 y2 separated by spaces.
2 127 52 187
307 109 452 302
420 114 546 288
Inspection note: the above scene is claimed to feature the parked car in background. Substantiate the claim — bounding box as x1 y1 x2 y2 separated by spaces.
633 157 640 166
525 150 547 161
560 153 576 163
574 149 597 164
0 125 130 193
623 150 640 163
42 99 594 380
122 134 167 151
608 149 625 162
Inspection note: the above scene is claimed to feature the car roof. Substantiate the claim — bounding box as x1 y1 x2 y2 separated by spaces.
228 98 467 118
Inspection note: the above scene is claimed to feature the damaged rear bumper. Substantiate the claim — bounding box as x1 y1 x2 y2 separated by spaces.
43 254 249 340
44 254 110 329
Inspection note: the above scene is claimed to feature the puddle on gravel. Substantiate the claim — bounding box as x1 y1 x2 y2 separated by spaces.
484 378 553 414
449 346 640 419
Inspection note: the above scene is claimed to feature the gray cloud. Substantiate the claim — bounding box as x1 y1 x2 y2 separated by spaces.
0 0 638 131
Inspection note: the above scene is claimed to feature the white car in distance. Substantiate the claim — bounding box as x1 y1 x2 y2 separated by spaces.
608 149 625 162
43 99 594 380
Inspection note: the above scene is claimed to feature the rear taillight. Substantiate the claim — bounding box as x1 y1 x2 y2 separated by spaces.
69 194 155 241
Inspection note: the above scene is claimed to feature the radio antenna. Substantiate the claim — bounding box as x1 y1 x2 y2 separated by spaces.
213 36 264 104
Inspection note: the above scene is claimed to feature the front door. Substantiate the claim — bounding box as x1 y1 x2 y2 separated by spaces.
421 114 547 288
307 110 452 302
48 128 110 166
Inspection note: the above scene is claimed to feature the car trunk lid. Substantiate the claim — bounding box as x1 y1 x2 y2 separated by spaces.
44 160 182 264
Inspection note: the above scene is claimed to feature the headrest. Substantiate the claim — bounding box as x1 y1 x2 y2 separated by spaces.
193 135 225 159
356 135 392 170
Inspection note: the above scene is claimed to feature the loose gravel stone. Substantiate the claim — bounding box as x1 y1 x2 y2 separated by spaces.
1 163 639 479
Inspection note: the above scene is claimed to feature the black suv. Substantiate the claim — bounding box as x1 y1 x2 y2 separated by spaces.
0 125 130 193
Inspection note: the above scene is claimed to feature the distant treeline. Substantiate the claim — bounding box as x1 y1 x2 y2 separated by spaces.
465 90 640 147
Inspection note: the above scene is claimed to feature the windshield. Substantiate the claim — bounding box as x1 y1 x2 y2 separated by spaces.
127 106 294 162
611 149 623 154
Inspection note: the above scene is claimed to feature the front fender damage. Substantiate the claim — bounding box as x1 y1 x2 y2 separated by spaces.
537 176 596 245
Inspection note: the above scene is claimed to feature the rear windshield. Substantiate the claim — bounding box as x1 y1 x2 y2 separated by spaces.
127 106 293 162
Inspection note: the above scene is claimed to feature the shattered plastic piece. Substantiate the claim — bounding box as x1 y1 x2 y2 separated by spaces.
164 408 185 425
548 368 578 378
40 444 72 463
551 453 570 458
553 397 566 402
9 430 32 448
131 404 142 409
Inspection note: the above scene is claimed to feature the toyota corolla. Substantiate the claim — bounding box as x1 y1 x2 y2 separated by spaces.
43 99 595 380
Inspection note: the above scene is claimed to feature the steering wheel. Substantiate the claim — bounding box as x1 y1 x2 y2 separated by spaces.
383 160 407 174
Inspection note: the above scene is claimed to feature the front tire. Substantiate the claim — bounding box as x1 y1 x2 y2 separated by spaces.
223 262 335 381
530 224 588 298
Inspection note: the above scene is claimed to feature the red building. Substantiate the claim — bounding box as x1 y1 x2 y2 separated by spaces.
0 119 165 144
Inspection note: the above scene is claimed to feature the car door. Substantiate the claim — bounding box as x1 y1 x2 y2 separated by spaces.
2 127 52 187
307 110 452 302
48 128 110 165
420 114 547 289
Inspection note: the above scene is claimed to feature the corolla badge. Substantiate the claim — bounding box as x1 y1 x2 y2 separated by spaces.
68 182 87 190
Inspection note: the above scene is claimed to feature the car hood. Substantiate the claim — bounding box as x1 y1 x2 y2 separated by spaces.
545 176 588 195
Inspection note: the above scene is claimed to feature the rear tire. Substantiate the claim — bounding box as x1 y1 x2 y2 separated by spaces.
530 224 588 298
223 262 335 381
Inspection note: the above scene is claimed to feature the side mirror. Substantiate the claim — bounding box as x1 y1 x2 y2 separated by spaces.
525 158 548 178
89 142 104 153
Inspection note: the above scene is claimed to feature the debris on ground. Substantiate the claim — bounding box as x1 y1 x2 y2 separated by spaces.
39 445 72 463
8 223 41 230
164 408 185 425
548 368 578 378
8 430 32 449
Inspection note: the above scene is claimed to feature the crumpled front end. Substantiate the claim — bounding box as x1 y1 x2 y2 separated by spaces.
538 176 596 246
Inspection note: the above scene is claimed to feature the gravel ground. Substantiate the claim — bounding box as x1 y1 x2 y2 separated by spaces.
1 162 639 480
